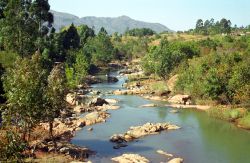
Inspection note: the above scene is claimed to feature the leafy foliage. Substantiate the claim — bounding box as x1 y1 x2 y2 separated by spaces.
2 53 46 138
142 38 199 78
0 131 27 162
175 52 250 104
43 63 66 140
0 0 53 56
86 28 114 66
195 18 232 35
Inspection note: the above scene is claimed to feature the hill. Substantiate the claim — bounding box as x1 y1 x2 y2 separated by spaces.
51 10 172 34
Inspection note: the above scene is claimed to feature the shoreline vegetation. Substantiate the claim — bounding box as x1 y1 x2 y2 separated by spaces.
0 1 249 162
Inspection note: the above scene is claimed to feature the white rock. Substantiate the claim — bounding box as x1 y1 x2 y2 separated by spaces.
168 158 184 163
111 154 149 163
156 150 173 157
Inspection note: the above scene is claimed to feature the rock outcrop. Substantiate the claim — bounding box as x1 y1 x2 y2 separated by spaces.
111 154 149 163
167 75 179 92
156 150 173 157
66 93 76 105
107 76 119 83
113 89 148 95
110 122 180 143
168 158 184 163
81 111 110 126
31 139 94 160
88 98 108 107
105 98 118 104
168 94 191 105
40 112 110 137
140 103 157 107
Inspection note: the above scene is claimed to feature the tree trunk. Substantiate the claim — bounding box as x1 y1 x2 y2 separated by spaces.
22 123 27 141
49 121 57 149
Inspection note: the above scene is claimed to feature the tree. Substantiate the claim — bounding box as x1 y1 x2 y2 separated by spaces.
43 63 66 147
63 24 80 50
99 27 108 36
73 50 90 84
0 0 53 56
2 53 46 140
87 27 114 66
220 18 231 34
0 0 7 19
195 19 204 33
142 38 198 78
125 28 155 37
77 25 95 46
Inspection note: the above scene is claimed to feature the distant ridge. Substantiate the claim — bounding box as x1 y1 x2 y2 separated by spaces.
51 10 173 34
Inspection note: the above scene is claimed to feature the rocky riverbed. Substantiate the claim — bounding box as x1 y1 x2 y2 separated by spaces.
32 87 121 161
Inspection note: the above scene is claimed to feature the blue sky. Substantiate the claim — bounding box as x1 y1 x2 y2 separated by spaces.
50 0 249 31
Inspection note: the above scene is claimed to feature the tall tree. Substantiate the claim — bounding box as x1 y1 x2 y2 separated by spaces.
63 24 80 50
220 18 231 34
3 53 46 140
43 63 66 147
0 0 53 56
88 27 114 66
78 25 95 46
195 19 204 33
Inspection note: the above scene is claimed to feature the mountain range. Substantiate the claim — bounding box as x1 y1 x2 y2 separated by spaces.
51 10 172 34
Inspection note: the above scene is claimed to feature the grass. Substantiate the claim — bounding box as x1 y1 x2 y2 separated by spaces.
25 152 73 163
208 107 247 122
149 81 169 92
237 114 250 129
127 74 149 82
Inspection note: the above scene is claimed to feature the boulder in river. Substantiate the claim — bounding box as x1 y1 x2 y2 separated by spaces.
111 154 149 163
140 103 157 108
87 127 93 131
90 90 101 95
105 98 118 104
83 111 110 126
156 149 173 157
110 122 180 143
169 109 179 113
168 158 184 163
108 76 119 83
88 97 108 107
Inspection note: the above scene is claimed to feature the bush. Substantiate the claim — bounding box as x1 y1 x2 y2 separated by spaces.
175 51 250 104
142 39 199 78
0 131 27 162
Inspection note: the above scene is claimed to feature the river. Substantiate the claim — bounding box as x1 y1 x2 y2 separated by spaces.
71 71 250 163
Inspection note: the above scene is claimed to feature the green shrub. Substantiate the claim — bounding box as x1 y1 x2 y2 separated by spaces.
0 131 27 162
175 51 250 104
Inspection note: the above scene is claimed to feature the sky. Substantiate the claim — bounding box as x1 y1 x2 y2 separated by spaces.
49 0 250 31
